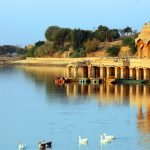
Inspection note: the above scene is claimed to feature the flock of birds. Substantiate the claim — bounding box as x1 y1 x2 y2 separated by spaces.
79 133 115 145
18 141 52 150
18 133 115 150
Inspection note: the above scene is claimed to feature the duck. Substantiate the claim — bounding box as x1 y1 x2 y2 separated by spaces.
100 135 111 144
38 141 52 149
103 133 115 140
79 136 88 144
18 143 26 150
45 141 52 148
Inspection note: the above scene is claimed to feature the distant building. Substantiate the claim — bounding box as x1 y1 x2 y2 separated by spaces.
135 22 150 58
25 44 34 50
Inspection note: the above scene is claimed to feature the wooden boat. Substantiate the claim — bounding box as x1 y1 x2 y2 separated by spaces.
142 80 150 84
111 78 146 84
103 76 116 84
55 77 70 85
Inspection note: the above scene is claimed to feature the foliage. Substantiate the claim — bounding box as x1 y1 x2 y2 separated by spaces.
84 39 99 52
45 26 60 41
26 47 36 57
71 29 92 49
70 49 86 58
35 41 45 47
122 37 137 54
123 26 132 36
94 25 109 42
0 45 26 55
106 45 121 56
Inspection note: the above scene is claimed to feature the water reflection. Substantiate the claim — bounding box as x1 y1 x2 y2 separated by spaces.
16 66 150 136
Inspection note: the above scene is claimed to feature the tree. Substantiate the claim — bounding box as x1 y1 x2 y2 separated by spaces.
84 39 99 52
124 26 132 36
45 26 60 41
71 29 92 49
106 45 120 56
122 37 137 54
35 41 45 47
95 25 109 42
108 29 120 41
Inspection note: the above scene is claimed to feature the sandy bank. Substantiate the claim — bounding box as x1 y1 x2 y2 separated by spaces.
10 57 99 66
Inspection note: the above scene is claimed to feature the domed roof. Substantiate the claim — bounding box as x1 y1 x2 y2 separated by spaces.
135 22 150 44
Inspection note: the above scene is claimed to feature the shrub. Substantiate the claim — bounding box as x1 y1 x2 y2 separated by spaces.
106 45 120 56
122 37 137 54
70 49 86 58
84 39 99 52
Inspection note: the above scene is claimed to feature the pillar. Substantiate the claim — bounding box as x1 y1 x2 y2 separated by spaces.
138 48 142 58
115 67 118 78
129 68 133 78
73 83 78 96
88 66 92 79
100 67 104 79
136 68 139 80
73 67 78 79
66 67 71 78
143 68 147 80
120 67 124 78
106 67 109 78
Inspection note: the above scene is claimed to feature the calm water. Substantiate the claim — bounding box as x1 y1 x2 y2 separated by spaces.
0 66 150 150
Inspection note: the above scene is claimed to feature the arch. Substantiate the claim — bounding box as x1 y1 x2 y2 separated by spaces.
139 68 144 79
132 68 136 79
109 67 115 77
147 41 150 58
136 39 144 48
103 67 107 78
124 66 129 78
82 66 88 78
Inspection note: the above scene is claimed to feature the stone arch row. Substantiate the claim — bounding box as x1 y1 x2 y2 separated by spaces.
66 65 150 80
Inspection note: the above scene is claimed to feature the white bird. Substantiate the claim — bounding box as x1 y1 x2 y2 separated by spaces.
100 135 111 144
103 133 115 140
79 136 88 144
18 143 26 150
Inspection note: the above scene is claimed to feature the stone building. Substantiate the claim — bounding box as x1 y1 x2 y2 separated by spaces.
135 22 150 58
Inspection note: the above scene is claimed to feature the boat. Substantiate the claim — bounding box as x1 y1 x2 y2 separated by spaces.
103 77 115 84
111 78 146 84
142 80 150 85
55 77 70 85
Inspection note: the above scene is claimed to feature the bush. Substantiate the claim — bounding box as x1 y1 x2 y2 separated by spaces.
70 49 86 58
122 37 137 54
84 39 99 52
106 45 120 56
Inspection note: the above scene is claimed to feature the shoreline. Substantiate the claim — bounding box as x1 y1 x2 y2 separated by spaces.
8 57 100 67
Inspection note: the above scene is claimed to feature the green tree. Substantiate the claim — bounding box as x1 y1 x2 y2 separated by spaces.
45 26 60 41
124 26 132 36
106 45 120 56
122 37 137 54
35 41 45 47
95 25 109 42
108 29 120 41
71 29 92 49
84 39 99 52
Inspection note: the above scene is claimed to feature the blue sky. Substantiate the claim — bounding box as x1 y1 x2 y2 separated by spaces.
0 0 149 46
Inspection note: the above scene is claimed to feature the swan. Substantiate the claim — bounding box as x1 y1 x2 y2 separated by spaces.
103 133 115 140
18 143 26 150
100 135 111 144
79 136 88 144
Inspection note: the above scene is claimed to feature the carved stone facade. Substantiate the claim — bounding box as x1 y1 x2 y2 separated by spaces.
135 22 150 58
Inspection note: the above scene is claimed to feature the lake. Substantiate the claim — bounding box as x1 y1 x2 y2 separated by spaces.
0 66 150 150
